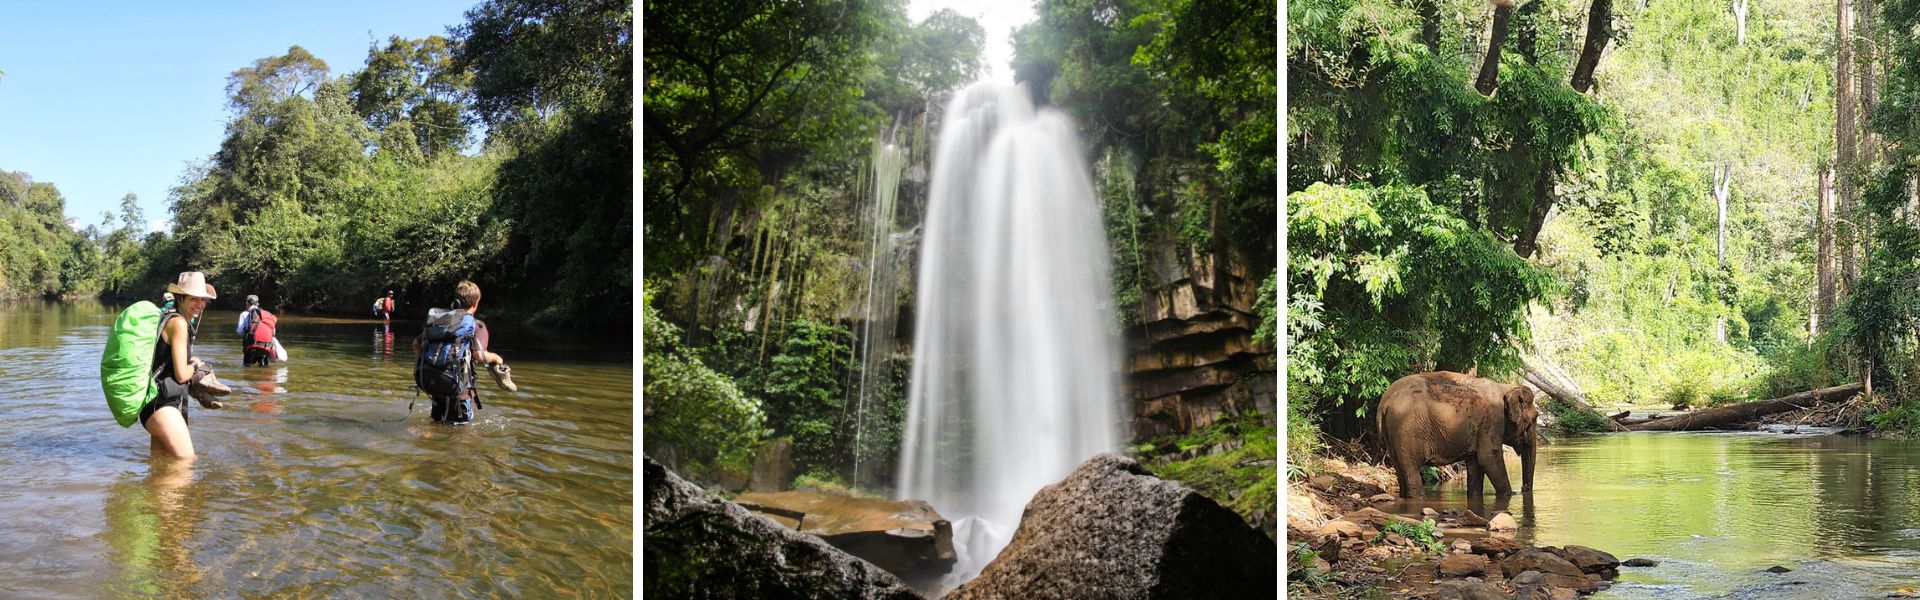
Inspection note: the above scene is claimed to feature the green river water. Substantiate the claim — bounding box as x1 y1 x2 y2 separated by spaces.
1385 430 1920 599
0 300 632 598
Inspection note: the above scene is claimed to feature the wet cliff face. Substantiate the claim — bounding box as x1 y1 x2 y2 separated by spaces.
1127 244 1275 441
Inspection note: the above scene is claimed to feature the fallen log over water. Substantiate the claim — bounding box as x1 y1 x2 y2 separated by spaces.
1522 358 1628 432
1625 383 1864 431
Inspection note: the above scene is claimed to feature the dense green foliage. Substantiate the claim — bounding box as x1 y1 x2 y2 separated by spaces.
1288 0 1596 429
1290 183 1556 420
5 0 632 327
643 287 765 467
1844 0 1920 431
641 0 983 487
1016 0 1277 320
642 0 1276 495
1293 0 1847 449
0 171 110 298
1530 0 1836 409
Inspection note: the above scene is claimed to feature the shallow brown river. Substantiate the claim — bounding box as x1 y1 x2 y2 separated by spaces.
0 300 632 598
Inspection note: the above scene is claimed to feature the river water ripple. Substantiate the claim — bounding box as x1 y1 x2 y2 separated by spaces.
0 301 632 598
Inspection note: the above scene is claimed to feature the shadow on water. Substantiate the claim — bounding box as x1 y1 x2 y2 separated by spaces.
0 301 632 597
1381 431 1920 599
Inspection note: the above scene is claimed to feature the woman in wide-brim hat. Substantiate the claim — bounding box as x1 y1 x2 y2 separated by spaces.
145 271 220 459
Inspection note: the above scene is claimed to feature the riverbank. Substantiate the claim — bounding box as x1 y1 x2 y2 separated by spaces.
1286 457 1632 599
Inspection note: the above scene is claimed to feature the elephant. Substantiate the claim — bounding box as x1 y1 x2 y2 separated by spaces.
1376 371 1541 498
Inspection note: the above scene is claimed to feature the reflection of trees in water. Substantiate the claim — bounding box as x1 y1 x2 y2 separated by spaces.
102 459 203 597
1807 436 1920 551
1530 435 1920 562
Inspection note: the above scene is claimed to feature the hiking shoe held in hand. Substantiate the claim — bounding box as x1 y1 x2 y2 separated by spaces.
489 363 517 392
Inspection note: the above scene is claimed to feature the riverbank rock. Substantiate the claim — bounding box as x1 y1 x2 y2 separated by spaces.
747 438 794 493
1456 510 1490 527
947 453 1275 599
1623 558 1658 567
1437 553 1490 578
642 456 923 600
732 491 955 575
1503 549 1586 579
1470 536 1525 558
1551 545 1620 579
1487 512 1518 531
1435 579 1509 600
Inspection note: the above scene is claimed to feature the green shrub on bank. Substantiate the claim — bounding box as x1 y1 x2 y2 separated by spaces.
642 287 765 467
1541 399 1612 435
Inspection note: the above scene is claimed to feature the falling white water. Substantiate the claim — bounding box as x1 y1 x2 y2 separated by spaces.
853 129 909 487
895 82 1123 587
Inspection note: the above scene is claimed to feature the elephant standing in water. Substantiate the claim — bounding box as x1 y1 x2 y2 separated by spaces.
1376 371 1541 498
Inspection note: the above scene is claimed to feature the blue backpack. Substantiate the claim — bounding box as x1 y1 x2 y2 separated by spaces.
414 308 477 397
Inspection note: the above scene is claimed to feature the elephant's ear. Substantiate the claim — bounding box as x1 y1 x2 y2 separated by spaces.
1504 386 1536 425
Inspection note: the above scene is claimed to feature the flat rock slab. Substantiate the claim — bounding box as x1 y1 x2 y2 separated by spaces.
734 491 955 574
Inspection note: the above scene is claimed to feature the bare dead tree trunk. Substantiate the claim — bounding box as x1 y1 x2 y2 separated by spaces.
1714 165 1731 264
1570 0 1615 94
1732 0 1750 45
1477 0 1518 95
1627 383 1863 431
1817 167 1838 331
1837 0 1859 296
1715 164 1732 343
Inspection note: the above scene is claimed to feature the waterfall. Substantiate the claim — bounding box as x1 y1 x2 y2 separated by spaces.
895 82 1123 586
853 127 909 487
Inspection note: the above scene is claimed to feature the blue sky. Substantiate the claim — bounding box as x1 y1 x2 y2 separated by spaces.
0 1 479 232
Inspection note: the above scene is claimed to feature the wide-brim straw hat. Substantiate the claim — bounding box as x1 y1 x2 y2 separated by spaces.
166 272 218 300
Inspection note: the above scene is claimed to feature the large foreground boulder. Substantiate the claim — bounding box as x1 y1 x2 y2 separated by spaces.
643 456 924 600
734 490 956 574
947 453 1276 599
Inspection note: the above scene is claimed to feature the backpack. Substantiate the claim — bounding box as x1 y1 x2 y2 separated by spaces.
99 302 178 428
245 308 277 354
373 297 383 315
414 308 477 397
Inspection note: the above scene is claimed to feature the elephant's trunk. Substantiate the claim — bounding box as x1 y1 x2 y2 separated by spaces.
1519 442 1536 493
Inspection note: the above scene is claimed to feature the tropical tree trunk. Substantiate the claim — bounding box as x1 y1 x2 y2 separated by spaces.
1816 167 1838 334
1837 0 1858 295
1477 0 1518 95
1419 0 1444 53
1514 162 1556 258
1569 0 1615 94
1513 0 1615 258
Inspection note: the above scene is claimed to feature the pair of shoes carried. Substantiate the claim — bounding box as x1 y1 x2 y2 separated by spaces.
187 357 231 409
488 363 518 392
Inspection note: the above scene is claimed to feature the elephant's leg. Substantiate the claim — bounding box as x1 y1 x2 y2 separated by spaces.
1480 446 1514 496
1464 458 1485 497
1394 450 1425 498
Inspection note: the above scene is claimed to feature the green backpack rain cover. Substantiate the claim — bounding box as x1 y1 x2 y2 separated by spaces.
101 301 166 428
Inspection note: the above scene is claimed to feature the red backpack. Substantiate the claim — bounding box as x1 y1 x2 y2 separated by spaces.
247 308 277 352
